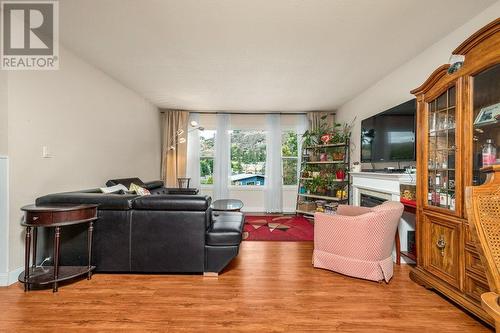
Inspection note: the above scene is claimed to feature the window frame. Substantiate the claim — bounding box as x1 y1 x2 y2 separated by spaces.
229 129 267 188
281 129 300 187
199 129 216 188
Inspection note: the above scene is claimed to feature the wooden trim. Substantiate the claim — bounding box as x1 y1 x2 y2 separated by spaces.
453 18 500 55
411 267 493 326
410 65 450 95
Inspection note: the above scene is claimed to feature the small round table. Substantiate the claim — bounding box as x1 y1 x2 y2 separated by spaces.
20 204 98 292
211 199 244 212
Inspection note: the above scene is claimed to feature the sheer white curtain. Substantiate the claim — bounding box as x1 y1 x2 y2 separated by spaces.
186 112 201 189
214 114 231 200
264 114 283 213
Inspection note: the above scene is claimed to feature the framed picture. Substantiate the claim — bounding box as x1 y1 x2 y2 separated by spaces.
474 102 500 126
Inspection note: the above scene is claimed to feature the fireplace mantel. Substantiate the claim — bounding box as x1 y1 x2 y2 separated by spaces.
350 172 415 201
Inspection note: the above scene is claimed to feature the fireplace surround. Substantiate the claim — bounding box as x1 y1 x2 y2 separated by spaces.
351 171 416 263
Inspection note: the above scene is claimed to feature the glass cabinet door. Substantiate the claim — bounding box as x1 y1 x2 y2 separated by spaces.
427 86 457 211
472 64 500 185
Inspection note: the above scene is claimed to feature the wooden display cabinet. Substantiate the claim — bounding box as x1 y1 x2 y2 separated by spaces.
410 18 500 326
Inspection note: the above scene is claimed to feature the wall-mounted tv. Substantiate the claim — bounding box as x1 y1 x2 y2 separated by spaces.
361 99 416 162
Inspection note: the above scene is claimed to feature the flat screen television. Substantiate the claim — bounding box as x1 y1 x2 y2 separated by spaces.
361 99 416 162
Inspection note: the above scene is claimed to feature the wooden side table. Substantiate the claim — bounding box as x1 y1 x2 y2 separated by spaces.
19 204 98 292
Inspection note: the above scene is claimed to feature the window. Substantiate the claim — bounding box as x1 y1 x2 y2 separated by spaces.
282 130 299 185
200 130 215 184
230 130 266 186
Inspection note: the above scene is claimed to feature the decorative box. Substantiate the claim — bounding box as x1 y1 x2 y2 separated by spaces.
298 201 316 212
400 183 416 201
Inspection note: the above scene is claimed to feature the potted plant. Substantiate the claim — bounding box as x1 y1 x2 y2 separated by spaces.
336 168 346 181
332 149 346 161
340 117 356 143
309 177 327 195
326 174 338 197
302 130 317 148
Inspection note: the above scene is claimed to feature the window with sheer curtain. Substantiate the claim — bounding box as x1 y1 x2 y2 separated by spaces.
194 114 306 190
200 130 216 185
230 129 266 186
282 130 299 186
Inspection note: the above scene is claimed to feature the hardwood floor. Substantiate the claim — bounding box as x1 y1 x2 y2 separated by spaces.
0 242 492 332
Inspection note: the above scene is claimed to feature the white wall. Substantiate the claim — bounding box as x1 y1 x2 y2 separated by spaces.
0 71 7 156
0 70 9 285
5 46 161 275
336 1 500 166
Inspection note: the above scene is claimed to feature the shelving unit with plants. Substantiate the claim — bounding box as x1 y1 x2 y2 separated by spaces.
296 119 352 217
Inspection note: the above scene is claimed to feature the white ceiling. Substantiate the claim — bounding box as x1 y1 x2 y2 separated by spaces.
59 0 495 112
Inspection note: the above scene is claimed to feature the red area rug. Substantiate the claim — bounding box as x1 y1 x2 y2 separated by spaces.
243 215 314 241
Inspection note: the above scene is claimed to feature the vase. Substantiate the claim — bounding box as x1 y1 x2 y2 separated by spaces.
336 170 345 180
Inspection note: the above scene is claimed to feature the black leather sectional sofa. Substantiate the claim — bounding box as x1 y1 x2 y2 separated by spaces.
35 178 244 274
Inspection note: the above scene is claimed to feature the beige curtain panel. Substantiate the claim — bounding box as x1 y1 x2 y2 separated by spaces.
161 110 189 187
307 111 335 131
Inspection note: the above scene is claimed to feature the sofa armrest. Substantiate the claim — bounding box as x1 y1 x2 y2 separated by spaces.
336 204 373 216
36 192 138 210
132 195 211 211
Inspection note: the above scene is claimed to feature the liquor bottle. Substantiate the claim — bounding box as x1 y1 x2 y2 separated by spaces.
482 139 497 167
434 189 441 206
450 193 456 211
439 190 447 208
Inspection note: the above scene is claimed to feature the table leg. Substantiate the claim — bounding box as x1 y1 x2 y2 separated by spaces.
87 221 94 280
53 226 61 292
24 226 32 292
32 227 38 269
395 227 401 265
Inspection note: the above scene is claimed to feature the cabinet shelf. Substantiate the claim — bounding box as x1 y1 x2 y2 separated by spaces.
429 128 456 134
428 168 455 171
298 193 347 201
304 143 348 149
295 209 315 216
304 161 346 165
299 178 347 182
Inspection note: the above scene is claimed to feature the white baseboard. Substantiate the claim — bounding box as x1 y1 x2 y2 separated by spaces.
0 273 7 286
0 267 23 286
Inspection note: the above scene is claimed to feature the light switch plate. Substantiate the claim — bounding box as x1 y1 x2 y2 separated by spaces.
42 146 52 158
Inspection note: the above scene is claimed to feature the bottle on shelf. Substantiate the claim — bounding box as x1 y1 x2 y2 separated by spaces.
482 138 497 167
449 192 456 211
439 190 447 208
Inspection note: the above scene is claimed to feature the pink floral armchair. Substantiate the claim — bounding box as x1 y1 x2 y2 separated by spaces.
313 201 404 282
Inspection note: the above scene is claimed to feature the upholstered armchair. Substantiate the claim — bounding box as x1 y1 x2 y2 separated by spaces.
466 165 500 332
313 201 404 282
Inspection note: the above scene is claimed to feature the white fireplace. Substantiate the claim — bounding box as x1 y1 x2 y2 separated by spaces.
350 171 416 264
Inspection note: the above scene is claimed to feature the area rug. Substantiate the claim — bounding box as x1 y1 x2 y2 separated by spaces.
243 215 314 241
